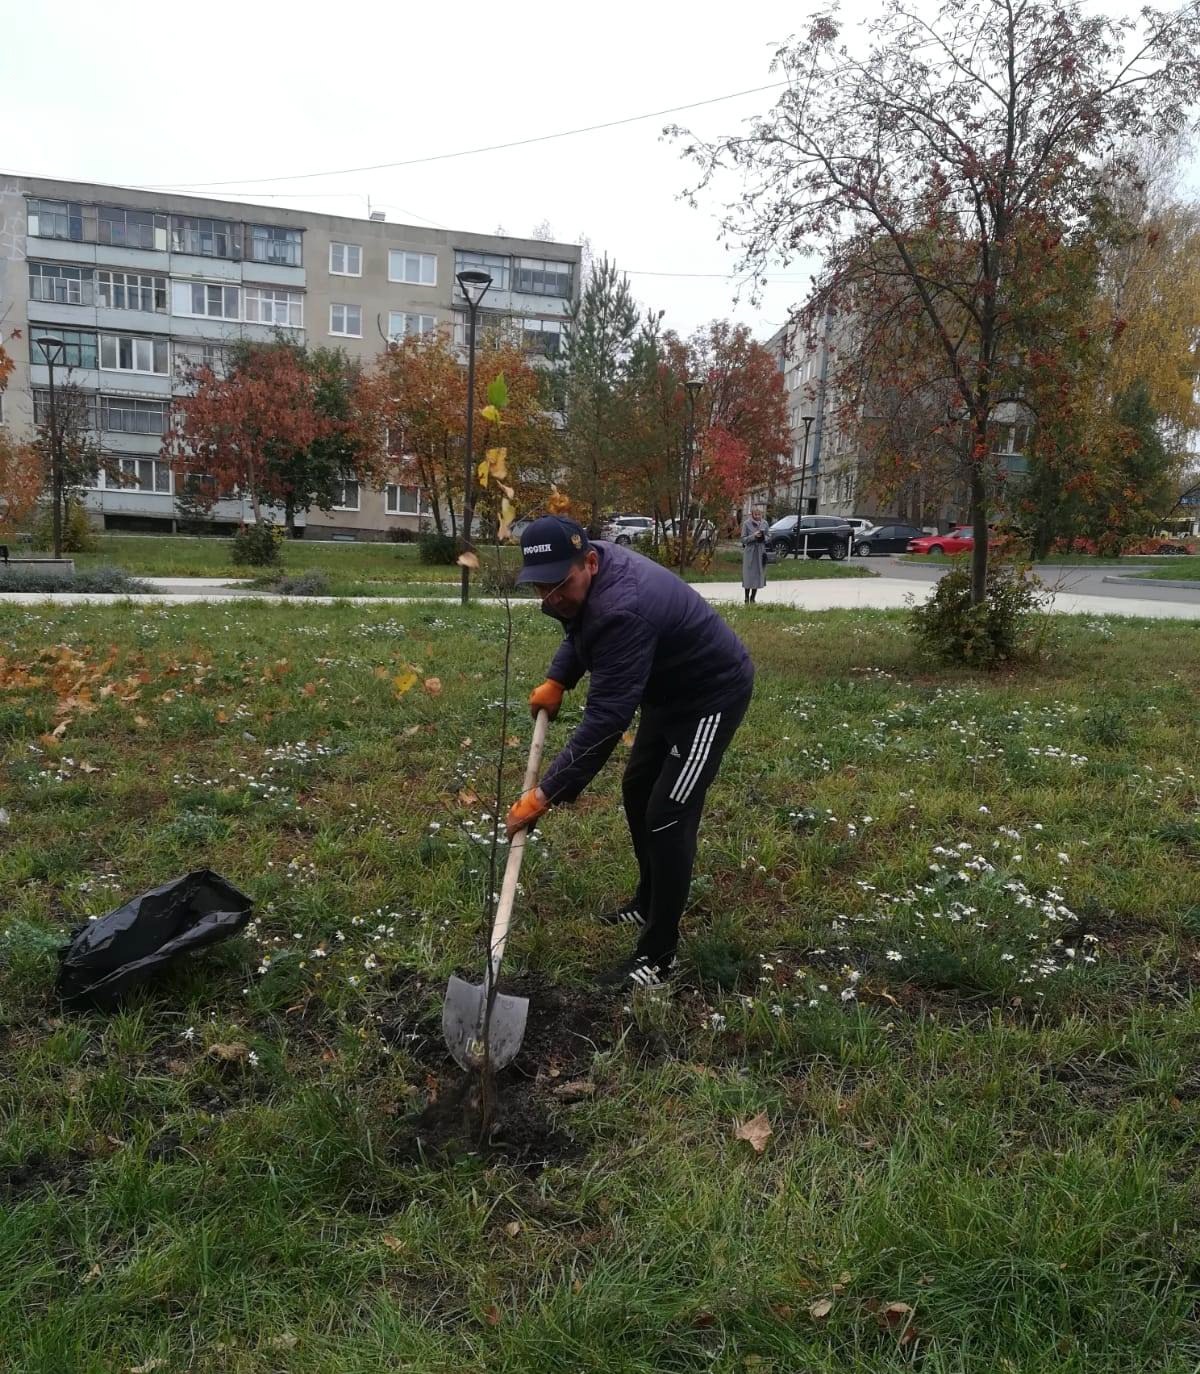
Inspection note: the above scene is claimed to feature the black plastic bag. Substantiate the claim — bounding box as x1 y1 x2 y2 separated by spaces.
56 869 254 1010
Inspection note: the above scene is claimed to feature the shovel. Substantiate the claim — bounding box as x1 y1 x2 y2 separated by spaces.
442 708 550 1072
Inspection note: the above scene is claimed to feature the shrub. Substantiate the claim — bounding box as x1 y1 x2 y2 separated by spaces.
909 561 1049 667
385 527 417 544
638 534 714 575
269 571 330 597
478 560 521 595
31 500 96 553
0 565 152 594
230 522 283 567
419 532 458 565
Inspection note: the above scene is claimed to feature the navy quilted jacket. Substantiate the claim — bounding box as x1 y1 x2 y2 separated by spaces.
539 541 753 802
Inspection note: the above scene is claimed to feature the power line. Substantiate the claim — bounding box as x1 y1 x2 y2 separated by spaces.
144 81 788 191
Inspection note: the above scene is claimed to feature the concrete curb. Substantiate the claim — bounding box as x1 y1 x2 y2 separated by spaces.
1101 575 1200 592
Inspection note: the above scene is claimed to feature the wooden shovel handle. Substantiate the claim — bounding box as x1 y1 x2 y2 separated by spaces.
488 709 550 980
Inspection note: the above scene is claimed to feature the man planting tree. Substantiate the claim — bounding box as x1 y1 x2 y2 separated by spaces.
505 515 754 989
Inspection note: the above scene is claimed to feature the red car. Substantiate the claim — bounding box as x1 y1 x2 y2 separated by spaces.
907 528 974 555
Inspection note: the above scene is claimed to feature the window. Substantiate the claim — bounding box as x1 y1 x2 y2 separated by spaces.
117 456 172 494
520 317 563 358
171 216 238 258
99 395 168 435
245 287 303 328
99 333 169 375
175 341 229 378
389 250 437 286
29 263 94 305
454 249 509 291
385 484 420 515
388 311 436 340
330 303 362 337
27 198 88 241
249 224 302 266
97 270 167 312
330 242 362 276
174 282 241 320
97 207 168 251
34 389 98 429
513 256 572 298
332 477 360 509
31 327 98 370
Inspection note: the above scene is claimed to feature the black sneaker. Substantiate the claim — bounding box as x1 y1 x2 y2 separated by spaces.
596 903 646 928
596 953 676 990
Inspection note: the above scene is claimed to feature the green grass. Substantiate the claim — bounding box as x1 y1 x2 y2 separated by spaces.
1 601 1199 1371
1122 556 1200 581
66 535 873 594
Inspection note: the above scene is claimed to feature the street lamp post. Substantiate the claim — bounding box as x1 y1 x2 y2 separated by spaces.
793 414 815 559
678 378 704 574
36 336 67 560
456 269 493 606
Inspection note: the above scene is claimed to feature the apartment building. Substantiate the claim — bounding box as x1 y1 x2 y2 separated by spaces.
0 176 581 538
755 309 1033 529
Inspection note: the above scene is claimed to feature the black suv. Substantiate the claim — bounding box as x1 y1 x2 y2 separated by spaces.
766 514 854 561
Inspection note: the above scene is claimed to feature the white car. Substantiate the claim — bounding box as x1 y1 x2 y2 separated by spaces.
603 515 654 544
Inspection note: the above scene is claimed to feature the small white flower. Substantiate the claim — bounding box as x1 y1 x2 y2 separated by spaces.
885 950 903 962
979 805 989 813
707 1012 727 1031
1057 852 1070 863
181 1026 196 1043
247 1050 260 1068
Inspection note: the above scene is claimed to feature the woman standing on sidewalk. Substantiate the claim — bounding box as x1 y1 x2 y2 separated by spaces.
741 507 768 604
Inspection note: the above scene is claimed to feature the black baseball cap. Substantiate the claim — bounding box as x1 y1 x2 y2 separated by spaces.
516 515 592 585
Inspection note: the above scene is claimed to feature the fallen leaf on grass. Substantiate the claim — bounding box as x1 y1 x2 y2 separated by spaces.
458 788 480 806
267 1333 298 1350
482 1304 502 1326
207 1042 248 1063
423 677 442 696
78 761 99 774
133 715 150 729
381 1234 407 1253
393 672 418 697
128 1359 166 1373
552 1079 596 1102
83 1263 102 1282
300 681 317 697
403 724 421 736
503 1221 522 1237
808 1298 833 1321
733 1111 772 1153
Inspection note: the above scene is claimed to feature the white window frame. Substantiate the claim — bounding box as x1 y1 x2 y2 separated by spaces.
388 250 437 286
178 282 241 321
97 269 167 313
117 455 173 494
385 483 421 515
332 476 360 510
387 311 436 341
329 303 362 338
329 242 362 276
244 287 303 328
99 333 170 376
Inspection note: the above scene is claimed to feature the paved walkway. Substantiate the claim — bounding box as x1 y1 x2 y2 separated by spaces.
1 572 1198 619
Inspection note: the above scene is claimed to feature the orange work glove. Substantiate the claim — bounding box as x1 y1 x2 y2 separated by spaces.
529 678 565 721
506 787 549 839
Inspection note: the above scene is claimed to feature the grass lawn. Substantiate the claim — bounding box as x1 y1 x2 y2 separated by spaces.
901 551 1200 574
1122 556 1200 581
1 600 1198 1372
70 536 873 595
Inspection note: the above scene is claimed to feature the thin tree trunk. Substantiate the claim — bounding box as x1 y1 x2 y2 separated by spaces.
969 457 988 606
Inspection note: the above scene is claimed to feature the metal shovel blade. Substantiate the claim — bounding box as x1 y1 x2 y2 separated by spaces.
442 975 529 1072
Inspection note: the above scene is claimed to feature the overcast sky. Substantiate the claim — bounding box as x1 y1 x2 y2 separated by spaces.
5 1 1195 345
2 0 828 340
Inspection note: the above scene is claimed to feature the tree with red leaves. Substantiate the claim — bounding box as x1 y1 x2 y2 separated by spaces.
677 0 1200 603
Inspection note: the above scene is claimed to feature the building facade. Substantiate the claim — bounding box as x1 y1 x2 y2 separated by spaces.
0 176 580 538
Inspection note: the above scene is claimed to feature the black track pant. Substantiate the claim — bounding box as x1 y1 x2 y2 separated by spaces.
621 684 752 964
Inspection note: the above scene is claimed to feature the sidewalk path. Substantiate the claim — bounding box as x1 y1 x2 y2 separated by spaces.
2 574 1199 619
